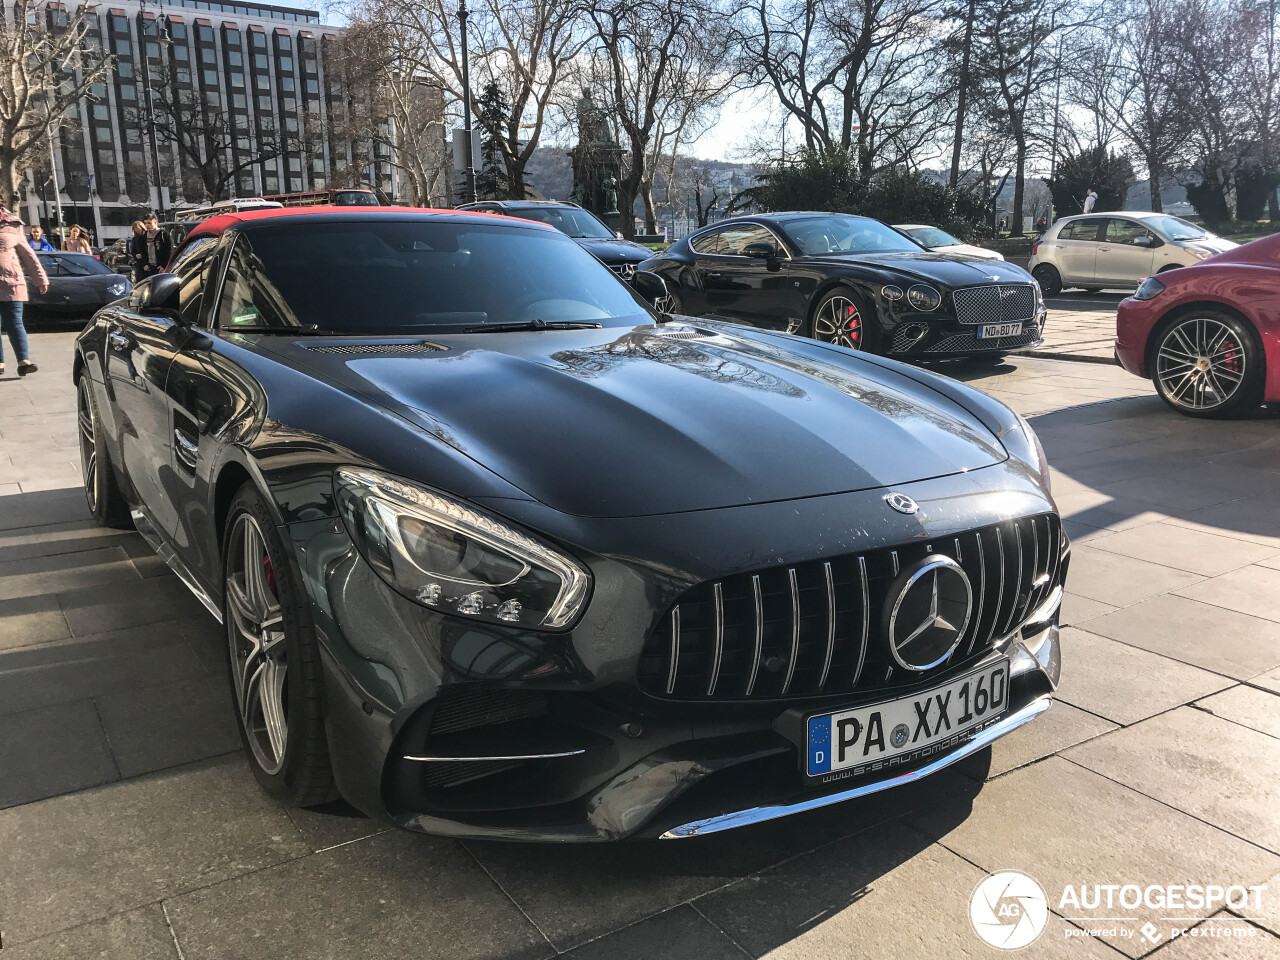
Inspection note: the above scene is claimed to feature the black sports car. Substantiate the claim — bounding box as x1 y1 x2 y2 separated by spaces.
29 252 130 316
74 207 1064 841
640 212 1047 359
458 199 652 282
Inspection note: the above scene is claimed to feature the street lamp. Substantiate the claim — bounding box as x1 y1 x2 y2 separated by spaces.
457 0 476 204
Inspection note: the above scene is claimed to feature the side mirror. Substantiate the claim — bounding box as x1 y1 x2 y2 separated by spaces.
1134 235 1152 246
631 270 668 307
742 241 777 261
615 231 624 239
141 273 181 316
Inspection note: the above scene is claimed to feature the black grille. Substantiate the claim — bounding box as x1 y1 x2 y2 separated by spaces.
609 262 638 280
637 514 1063 701
925 326 1042 353
952 284 1036 325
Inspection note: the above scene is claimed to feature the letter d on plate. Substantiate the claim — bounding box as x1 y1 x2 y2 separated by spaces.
808 716 832 774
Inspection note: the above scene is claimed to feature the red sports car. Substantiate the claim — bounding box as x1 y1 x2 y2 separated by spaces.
1115 233 1280 417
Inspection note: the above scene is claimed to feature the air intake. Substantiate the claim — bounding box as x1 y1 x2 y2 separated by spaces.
308 342 446 355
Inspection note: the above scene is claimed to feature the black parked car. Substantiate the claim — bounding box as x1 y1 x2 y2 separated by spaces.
640 213 1047 360
74 207 1064 841
29 252 130 316
458 199 652 283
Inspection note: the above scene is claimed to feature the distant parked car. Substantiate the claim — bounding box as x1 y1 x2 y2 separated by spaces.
640 212 1045 359
29 252 130 317
894 224 1004 261
457 199 652 283
1115 233 1280 418
1029 212 1236 296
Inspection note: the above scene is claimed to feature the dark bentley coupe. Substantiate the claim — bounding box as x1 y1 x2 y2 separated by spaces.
74 207 1064 841
639 212 1047 360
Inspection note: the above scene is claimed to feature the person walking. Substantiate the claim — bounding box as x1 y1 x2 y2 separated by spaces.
1082 187 1099 214
135 212 172 280
63 224 92 255
126 220 146 281
0 209 49 377
27 226 54 252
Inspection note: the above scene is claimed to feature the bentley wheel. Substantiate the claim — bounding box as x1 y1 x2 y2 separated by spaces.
77 376 132 528
1152 311 1263 418
812 288 875 352
224 485 335 805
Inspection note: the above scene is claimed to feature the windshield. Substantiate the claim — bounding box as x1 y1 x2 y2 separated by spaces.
1145 215 1209 241
216 219 652 335
904 227 959 248
785 216 923 256
509 206 616 239
39 253 112 276
334 191 379 206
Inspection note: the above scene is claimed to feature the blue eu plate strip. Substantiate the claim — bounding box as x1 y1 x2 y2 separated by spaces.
807 715 832 775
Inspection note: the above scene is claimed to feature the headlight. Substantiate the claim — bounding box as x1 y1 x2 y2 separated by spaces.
881 284 904 301
333 468 592 629
1017 414 1051 492
1133 277 1165 301
906 284 942 311
108 280 128 296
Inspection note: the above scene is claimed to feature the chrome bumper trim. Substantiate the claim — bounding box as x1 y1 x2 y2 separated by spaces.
660 694 1053 839
403 749 586 762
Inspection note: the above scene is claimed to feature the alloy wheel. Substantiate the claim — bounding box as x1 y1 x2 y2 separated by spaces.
813 295 863 349
1155 317 1245 411
226 513 289 775
77 379 98 512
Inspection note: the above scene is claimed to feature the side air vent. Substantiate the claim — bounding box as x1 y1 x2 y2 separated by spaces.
653 327 714 341
308 342 446 355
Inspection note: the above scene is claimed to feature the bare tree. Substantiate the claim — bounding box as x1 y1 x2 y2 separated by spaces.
586 0 734 236
0 1 112 210
736 0 951 178
347 0 584 199
968 0 1076 232
328 24 449 206
1237 0 1280 218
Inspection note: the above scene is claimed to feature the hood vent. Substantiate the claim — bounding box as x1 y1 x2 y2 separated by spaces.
652 327 714 341
307 341 446 355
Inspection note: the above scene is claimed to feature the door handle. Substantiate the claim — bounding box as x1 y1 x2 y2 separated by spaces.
108 331 130 352
173 428 198 469
706 272 723 279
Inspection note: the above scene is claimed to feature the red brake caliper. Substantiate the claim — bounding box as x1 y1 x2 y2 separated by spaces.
847 304 861 345
1220 339 1241 374
262 555 277 595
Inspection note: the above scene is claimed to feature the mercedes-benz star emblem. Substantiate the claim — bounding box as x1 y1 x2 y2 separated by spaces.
884 555 973 671
884 492 919 515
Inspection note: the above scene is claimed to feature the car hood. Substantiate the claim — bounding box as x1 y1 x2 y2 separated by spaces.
804 251 1030 287
573 237 653 263
252 324 1007 519
929 243 1004 261
1184 237 1238 257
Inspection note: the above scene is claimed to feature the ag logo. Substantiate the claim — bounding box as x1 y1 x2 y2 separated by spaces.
969 870 1048 950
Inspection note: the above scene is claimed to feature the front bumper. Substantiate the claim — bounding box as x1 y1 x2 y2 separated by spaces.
884 311 1047 358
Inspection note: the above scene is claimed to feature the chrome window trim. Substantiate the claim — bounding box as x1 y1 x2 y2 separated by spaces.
689 222 793 260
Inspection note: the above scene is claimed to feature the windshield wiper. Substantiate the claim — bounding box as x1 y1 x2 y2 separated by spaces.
465 320 603 333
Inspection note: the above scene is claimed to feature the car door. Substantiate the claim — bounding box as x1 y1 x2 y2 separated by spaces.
1096 218 1157 288
1052 218 1105 284
32 254 61 307
103 279 187 534
702 223 796 329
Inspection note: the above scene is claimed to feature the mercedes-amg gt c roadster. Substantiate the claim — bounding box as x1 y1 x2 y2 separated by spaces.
74 207 1065 840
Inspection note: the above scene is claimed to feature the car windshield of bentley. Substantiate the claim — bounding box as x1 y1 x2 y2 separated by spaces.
786 215 925 256
217 220 651 335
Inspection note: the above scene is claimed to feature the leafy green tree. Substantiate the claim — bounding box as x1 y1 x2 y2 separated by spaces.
475 81 512 200
736 149 990 237
1048 145 1134 215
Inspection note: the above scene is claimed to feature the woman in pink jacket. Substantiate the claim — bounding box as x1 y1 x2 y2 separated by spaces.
0 208 49 376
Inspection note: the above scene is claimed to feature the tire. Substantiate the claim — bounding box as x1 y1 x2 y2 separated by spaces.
1031 264 1062 297
1150 310 1264 418
76 375 133 529
810 287 878 353
223 484 335 806
1157 263 1182 274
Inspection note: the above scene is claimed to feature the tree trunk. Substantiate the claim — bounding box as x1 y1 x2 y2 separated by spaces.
1148 161 1163 214
1011 139 1026 235
641 180 657 235
0 154 21 213
949 0 976 189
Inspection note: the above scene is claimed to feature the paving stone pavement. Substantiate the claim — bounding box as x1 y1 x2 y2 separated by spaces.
1027 293 1128 363
1 330 1279 958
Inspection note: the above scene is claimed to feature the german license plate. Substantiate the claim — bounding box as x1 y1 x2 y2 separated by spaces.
804 660 1009 778
978 322 1022 339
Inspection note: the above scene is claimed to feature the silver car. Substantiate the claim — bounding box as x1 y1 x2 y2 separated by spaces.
1028 212 1236 295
